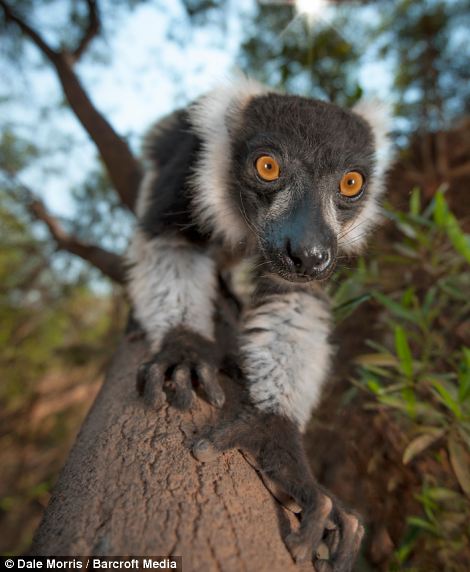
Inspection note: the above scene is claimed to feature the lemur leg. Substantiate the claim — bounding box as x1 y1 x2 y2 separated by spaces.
128 230 224 410
193 409 363 571
193 289 363 569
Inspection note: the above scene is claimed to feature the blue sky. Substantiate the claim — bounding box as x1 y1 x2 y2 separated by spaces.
1 0 393 219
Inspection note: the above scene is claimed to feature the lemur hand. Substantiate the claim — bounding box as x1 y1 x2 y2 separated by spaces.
193 407 363 572
136 327 225 410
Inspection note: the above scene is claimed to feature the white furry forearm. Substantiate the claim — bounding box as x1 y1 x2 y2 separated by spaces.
127 231 217 351
241 291 332 431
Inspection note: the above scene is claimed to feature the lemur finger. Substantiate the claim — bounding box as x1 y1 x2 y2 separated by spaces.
136 362 165 409
195 363 225 407
339 523 364 572
193 416 247 462
330 511 362 572
168 365 193 410
315 560 333 572
323 525 340 560
285 494 333 563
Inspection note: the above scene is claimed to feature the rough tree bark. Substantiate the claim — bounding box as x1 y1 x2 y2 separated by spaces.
30 293 312 572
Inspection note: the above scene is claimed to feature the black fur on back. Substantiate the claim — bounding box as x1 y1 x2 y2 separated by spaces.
139 110 207 245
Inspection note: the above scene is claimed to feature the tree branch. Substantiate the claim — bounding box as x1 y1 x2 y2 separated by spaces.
69 0 100 64
448 161 470 179
28 196 126 284
0 1 141 211
0 0 58 60
30 312 305 571
7 176 127 285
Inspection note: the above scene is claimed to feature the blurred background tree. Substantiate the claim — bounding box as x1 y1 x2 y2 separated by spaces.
0 0 469 568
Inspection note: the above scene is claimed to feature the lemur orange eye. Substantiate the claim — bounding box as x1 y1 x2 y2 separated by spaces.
339 171 364 198
255 155 280 181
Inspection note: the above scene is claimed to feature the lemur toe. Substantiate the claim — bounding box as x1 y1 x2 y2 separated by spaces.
135 327 227 411
285 532 314 564
192 438 220 462
328 512 363 572
315 560 333 572
169 365 194 410
195 363 225 408
136 362 166 409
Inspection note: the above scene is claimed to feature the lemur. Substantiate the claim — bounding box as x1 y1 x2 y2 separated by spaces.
127 78 392 571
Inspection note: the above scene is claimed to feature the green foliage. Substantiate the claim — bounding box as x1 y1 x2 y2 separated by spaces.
0 193 114 411
69 165 133 254
340 190 470 570
378 0 470 132
239 4 362 106
0 130 40 175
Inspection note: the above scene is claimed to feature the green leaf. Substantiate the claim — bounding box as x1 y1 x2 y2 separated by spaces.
445 212 470 264
409 187 421 216
378 395 412 412
355 353 399 367
458 348 470 403
367 378 383 395
407 516 438 535
402 430 445 464
333 293 371 322
448 433 470 498
373 291 418 324
395 325 414 379
432 380 462 419
402 386 417 419
426 487 461 502
433 190 449 227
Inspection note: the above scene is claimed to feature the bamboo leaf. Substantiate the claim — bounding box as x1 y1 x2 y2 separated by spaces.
458 348 470 403
448 434 470 498
355 353 398 367
403 430 445 464
445 213 470 265
407 516 438 535
432 380 462 419
409 187 421 216
433 191 449 227
426 487 461 502
395 325 414 379
333 293 371 322
373 291 418 324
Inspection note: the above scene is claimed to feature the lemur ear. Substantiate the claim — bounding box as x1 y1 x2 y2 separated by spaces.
352 98 394 175
190 76 268 139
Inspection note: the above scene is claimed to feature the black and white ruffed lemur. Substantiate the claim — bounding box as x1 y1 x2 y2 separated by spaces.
127 78 392 571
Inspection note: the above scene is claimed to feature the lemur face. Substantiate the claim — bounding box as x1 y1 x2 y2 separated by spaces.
230 94 379 282
190 81 392 280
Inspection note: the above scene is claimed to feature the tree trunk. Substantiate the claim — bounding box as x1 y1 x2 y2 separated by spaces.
30 302 309 571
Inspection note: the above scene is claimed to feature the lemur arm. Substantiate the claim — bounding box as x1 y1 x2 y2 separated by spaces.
127 231 225 410
193 281 363 571
127 110 225 409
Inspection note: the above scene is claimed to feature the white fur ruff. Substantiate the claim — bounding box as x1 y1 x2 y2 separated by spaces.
189 78 268 247
340 99 395 253
241 292 332 430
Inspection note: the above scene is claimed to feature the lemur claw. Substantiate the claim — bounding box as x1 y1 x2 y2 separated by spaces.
136 328 225 411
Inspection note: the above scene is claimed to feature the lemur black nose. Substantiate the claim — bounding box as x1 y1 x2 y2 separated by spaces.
285 240 332 276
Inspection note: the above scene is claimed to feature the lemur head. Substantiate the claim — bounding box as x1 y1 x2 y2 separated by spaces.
191 79 393 282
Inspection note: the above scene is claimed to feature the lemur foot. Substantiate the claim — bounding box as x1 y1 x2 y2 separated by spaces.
136 327 225 410
192 408 363 571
